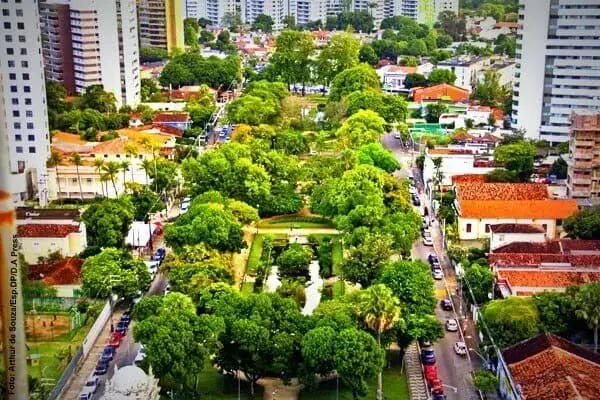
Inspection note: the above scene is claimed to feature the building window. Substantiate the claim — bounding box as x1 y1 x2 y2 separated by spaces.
18 35 24 43
466 223 472 233
1 9 8 16
17 22 24 30
10 85 16 93
7 60 14 67
16 9 22 17
4 34 11 42
26 122 34 129
542 224 548 232
22 73 29 80
24 98 31 105
11 98 18 105
8 73 15 80
72 178 77 183
27 134 34 141
23 86 30 93
3 22 10 29
485 224 490 233
15 134 21 141
6 48 13 55
86 178 92 184
13 122 20 129
16 146 23 153
12 110 19 117
25 110 32 117
21 60 27 68
557 219 562 226
19 48 26 55
28 146 36 153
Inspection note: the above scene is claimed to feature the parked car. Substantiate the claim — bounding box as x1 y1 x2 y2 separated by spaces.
181 202 190 213
412 196 421 206
421 347 436 365
115 321 128 335
428 254 440 267
431 395 446 400
120 314 131 326
79 374 99 400
423 364 439 386
94 359 110 375
101 346 114 362
134 344 146 366
440 299 453 311
155 247 166 258
423 228 431 237
432 268 443 280
108 332 122 348
454 341 467 356
163 285 171 295
423 236 434 246
445 319 458 332
409 186 417 195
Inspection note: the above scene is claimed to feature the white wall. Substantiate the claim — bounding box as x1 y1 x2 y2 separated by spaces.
423 154 496 188
118 0 141 106
490 231 546 250
458 217 557 241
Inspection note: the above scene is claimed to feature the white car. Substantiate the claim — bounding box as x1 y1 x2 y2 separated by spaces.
445 319 459 332
80 374 99 400
134 344 146 366
432 268 443 280
180 202 190 213
163 285 171 295
409 186 417 195
454 341 467 356
423 236 434 246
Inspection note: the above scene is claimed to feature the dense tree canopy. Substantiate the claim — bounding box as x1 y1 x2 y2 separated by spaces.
482 297 540 348
81 198 134 248
81 248 151 299
336 110 387 149
159 52 242 89
269 30 315 90
493 141 535 182
316 32 361 87
379 260 437 316
564 206 600 240
329 64 381 101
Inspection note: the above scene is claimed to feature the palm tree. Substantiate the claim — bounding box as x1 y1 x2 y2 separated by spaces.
575 282 600 352
71 154 84 201
120 160 131 193
101 161 121 198
140 137 161 192
141 159 153 186
99 174 110 198
49 151 62 201
124 143 139 183
93 158 105 197
357 284 402 400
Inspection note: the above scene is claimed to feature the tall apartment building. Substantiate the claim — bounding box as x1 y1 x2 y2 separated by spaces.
0 0 50 205
138 0 185 53
245 0 288 30
417 0 458 26
567 110 600 203
39 0 140 107
512 0 600 144
193 0 244 27
185 0 201 18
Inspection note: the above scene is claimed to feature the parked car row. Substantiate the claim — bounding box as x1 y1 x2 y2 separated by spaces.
422 227 433 246
420 343 446 400
80 312 132 400
428 253 443 280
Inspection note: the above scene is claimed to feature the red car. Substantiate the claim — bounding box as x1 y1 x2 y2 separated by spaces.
431 379 444 395
108 332 123 348
424 364 439 386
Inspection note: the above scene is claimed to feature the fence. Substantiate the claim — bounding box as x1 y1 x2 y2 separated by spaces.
47 346 83 400
24 297 79 312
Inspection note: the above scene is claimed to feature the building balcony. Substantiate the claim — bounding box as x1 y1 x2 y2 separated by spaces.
572 160 593 169
570 175 592 185
573 138 595 147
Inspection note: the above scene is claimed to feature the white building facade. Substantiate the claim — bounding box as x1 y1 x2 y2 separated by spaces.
437 55 491 92
512 0 600 144
0 0 50 205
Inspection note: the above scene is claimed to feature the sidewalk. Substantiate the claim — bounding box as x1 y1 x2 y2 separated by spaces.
60 310 123 400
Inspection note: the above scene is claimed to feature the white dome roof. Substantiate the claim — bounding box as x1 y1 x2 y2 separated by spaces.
111 365 151 393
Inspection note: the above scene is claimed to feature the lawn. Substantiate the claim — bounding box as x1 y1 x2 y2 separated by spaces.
300 351 409 400
331 239 343 276
240 281 255 297
258 215 334 229
197 361 264 400
246 234 264 275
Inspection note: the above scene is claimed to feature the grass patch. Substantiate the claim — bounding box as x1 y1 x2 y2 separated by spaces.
246 234 264 275
300 351 408 400
332 280 345 299
240 281 255 297
332 239 343 276
197 360 264 400
258 215 334 229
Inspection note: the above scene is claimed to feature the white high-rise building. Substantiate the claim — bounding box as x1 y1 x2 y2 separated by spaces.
39 0 140 107
195 0 244 27
512 0 600 143
245 0 288 30
0 0 50 205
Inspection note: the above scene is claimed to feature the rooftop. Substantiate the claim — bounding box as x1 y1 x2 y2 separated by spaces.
497 269 600 290
438 55 487 67
152 112 190 123
489 224 546 234
490 240 600 268
452 174 487 184
458 199 578 219
17 207 80 221
502 333 600 400
28 258 83 285
428 148 473 155
456 183 549 201
17 224 80 238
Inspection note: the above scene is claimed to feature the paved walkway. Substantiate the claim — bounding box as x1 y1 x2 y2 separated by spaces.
247 227 340 235
233 229 255 289
405 343 429 400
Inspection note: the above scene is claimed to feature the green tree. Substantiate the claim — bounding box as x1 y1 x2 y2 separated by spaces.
77 85 117 113
359 44 379 66
333 328 385 399
270 30 315 93
199 29 215 44
407 38 428 56
184 18 199 47
437 10 466 41
146 158 178 195
81 248 151 299
357 143 399 172
213 292 309 399
471 69 509 108
404 73 428 89
549 156 568 179
316 32 361 87
329 64 380 101
356 284 401 400
341 233 393 287
395 314 443 351
379 260 436 315
533 290 578 335
425 102 448 123
81 198 135 248
133 295 225 395
575 282 600 352
132 295 164 322
277 243 313 276
473 370 499 394
564 206 600 240
126 187 165 221
251 13 275 33
463 263 494 305
493 141 536 182
336 109 386 149
428 69 457 85
284 15 296 29
436 33 453 48
482 297 540 348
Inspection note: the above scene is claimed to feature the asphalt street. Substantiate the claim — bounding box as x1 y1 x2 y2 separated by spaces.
382 133 480 400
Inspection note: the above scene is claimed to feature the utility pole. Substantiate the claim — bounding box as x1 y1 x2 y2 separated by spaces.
0 122 29 398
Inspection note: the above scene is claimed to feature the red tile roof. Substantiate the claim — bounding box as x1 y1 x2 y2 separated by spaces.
458 199 579 219
411 83 470 103
491 240 600 268
498 269 600 289
502 333 600 400
28 258 83 285
452 174 487 184
456 183 549 201
17 224 80 238
428 148 473 155
152 112 190 123
490 224 546 234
